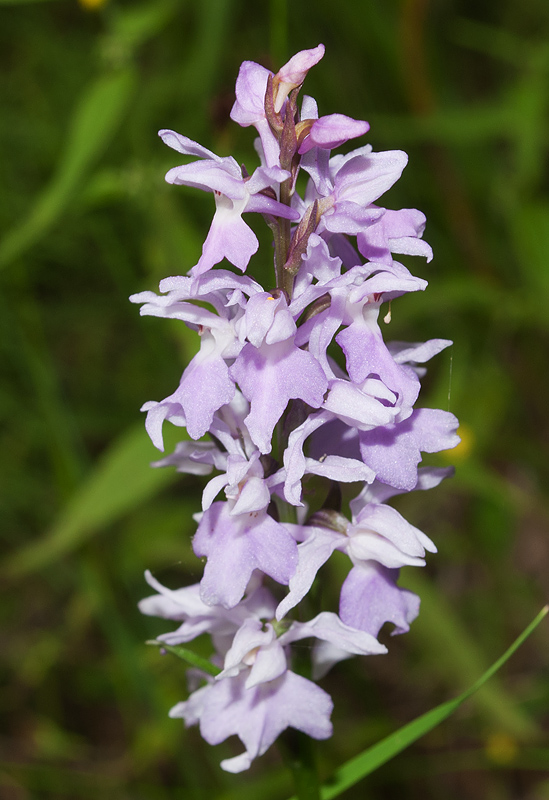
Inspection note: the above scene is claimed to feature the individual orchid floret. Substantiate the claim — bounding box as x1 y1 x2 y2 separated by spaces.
335 297 423 420
272 44 325 112
357 207 433 265
166 594 384 774
155 390 275 515
298 113 370 155
203 451 271 515
280 610 387 678
230 292 328 453
170 664 333 773
131 271 263 448
302 145 409 239
159 129 298 274
141 328 236 448
139 570 276 654
280 403 391 508
358 407 460 491
216 609 386 695
230 60 281 167
276 501 436 620
193 501 298 609
230 45 325 168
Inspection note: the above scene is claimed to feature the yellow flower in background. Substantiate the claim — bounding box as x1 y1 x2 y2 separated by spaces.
78 0 109 11
485 732 518 765
442 423 473 461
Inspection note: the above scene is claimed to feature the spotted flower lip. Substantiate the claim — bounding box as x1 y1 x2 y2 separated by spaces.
135 44 459 774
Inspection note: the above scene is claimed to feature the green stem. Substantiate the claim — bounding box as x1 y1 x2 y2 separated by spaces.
279 729 320 800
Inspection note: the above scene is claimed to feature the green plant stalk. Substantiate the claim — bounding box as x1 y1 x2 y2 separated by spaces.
279 730 321 800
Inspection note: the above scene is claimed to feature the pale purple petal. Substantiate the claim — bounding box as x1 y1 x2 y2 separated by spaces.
242 292 295 347
388 339 452 365
175 669 332 772
193 502 298 608
159 129 221 161
273 44 325 111
299 114 370 154
230 61 270 125
193 197 259 275
359 408 460 490
218 618 276 680
339 563 420 637
334 150 408 208
230 61 281 167
281 611 386 655
304 454 376 485
357 208 433 264
336 320 421 413
230 476 271 515
165 159 244 196
351 503 436 557
247 639 288 688
322 379 398 431
153 441 222 476
138 571 206 621
144 341 235 448
231 340 327 454
282 410 335 506
350 466 455 514
276 527 343 619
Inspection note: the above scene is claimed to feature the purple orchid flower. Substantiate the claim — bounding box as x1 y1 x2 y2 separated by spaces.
193 501 298 609
170 666 333 773
230 44 325 167
135 44 461 772
159 129 299 274
131 271 260 446
276 500 436 621
230 292 328 453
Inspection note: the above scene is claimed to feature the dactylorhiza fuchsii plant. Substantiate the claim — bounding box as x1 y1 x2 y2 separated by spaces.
131 45 460 775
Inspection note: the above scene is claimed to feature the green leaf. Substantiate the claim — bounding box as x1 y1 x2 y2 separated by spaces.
403 571 537 738
109 0 178 51
3 424 180 579
148 642 221 678
0 68 135 268
287 606 548 800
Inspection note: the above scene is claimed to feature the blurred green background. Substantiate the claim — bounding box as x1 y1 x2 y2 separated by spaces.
1 0 548 797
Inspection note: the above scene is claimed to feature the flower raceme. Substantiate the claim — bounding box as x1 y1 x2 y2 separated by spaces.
133 45 459 772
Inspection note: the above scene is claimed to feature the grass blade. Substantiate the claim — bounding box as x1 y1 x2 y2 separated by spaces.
147 641 221 677
3 424 178 578
287 606 548 800
0 68 135 268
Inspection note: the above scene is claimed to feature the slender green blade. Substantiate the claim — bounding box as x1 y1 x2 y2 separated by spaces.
0 68 135 268
3 424 179 578
287 606 548 800
148 642 221 678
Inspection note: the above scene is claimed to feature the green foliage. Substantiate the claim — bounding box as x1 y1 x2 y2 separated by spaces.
2 0 549 798
289 607 548 799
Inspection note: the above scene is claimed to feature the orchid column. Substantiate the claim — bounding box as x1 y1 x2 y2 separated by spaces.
132 44 459 775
